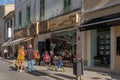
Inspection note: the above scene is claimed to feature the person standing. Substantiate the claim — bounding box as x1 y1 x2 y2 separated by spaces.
17 45 25 72
43 51 50 65
26 44 36 72
4 48 8 59
35 51 40 65
50 49 54 65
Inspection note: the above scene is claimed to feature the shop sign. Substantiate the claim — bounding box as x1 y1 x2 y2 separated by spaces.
14 28 29 39
14 30 22 39
48 13 80 31
22 27 28 37
39 20 48 34
29 22 39 36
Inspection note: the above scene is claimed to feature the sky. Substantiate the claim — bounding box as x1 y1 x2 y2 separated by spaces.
0 0 14 5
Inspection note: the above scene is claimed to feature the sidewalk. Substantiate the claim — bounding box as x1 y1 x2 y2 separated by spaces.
1 57 120 80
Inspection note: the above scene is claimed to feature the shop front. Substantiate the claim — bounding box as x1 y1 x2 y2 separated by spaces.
38 20 49 54
51 30 76 62
80 12 120 71
47 12 80 65
12 22 39 53
12 27 29 53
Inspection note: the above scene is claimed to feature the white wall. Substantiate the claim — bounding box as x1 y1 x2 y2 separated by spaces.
45 0 64 20
4 5 14 15
71 0 81 10
36 0 40 21
4 16 15 40
36 0 81 20
15 0 36 29
15 0 81 26
0 4 14 42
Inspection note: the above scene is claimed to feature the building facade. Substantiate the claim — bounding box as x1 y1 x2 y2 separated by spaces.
15 0 36 29
14 0 82 55
0 4 14 54
36 0 82 60
3 10 15 42
2 10 15 57
79 0 120 71
14 0 39 51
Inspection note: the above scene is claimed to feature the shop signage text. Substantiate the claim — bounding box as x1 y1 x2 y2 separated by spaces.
29 22 39 36
14 28 28 39
48 13 80 31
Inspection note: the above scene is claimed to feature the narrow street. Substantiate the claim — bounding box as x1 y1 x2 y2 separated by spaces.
0 58 56 80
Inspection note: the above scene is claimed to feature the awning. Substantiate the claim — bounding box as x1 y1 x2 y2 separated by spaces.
2 39 11 46
10 37 33 45
79 13 120 31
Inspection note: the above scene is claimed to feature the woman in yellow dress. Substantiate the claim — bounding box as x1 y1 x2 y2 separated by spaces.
17 45 25 72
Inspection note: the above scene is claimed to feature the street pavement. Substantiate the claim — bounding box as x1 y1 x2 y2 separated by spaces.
1 57 120 80
0 58 56 80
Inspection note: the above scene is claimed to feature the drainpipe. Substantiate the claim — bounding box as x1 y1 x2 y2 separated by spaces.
76 0 85 80
33 0 38 51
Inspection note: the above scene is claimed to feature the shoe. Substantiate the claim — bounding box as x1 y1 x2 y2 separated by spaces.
31 70 35 73
22 70 25 72
19 70 22 72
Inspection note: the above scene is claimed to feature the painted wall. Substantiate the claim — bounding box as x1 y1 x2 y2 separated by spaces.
84 31 88 65
0 4 14 52
90 30 97 66
84 0 120 21
84 0 120 11
114 26 120 71
15 0 81 27
44 0 81 20
15 0 37 29
4 5 14 15
4 15 15 41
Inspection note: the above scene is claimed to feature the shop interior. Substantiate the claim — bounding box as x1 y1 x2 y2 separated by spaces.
51 30 76 63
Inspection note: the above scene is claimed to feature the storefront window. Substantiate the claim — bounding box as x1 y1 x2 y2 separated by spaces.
116 37 120 55
94 28 110 68
51 30 76 63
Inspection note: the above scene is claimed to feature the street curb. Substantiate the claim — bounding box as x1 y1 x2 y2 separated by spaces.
84 66 120 75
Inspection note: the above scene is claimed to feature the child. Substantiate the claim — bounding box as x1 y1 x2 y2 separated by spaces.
35 51 40 65
56 55 63 71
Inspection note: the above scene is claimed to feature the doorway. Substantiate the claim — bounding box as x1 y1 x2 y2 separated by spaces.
94 28 110 68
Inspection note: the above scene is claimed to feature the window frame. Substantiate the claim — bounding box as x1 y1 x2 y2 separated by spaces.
64 0 71 13
18 11 22 29
26 6 31 26
40 0 44 21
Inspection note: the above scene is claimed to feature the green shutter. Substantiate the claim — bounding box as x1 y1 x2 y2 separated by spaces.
64 0 71 13
18 11 22 29
40 0 44 21
26 6 30 26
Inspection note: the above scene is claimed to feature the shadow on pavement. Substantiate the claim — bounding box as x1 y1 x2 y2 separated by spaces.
90 77 101 80
27 71 45 76
9 66 17 71
9 66 45 76
86 69 120 80
55 73 76 80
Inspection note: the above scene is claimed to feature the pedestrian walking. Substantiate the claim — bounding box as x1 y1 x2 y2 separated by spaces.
35 51 40 65
26 44 36 72
43 51 50 65
56 55 63 71
4 48 8 59
17 45 25 72
50 49 54 65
